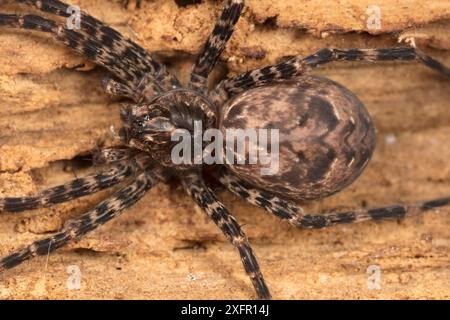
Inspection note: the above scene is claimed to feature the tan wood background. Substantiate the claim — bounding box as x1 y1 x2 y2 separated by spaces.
0 0 449 299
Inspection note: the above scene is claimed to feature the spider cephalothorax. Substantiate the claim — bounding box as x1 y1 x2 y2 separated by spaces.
0 0 449 300
120 89 217 168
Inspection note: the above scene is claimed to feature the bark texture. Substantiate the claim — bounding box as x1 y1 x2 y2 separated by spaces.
0 0 449 299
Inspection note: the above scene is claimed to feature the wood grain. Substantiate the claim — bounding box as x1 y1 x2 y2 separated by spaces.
0 0 449 299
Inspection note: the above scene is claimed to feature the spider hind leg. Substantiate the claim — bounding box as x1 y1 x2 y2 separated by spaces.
0 171 156 271
219 170 450 229
183 172 271 300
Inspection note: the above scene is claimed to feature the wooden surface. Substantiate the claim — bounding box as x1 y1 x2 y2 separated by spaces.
0 0 449 299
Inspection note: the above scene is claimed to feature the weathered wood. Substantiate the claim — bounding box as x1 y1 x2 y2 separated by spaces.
0 0 449 299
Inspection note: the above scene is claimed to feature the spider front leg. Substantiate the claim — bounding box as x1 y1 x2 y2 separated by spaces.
1 0 181 103
219 170 450 229
189 0 244 93
0 13 134 86
0 171 156 271
102 74 165 103
182 172 271 300
16 0 181 90
212 47 450 103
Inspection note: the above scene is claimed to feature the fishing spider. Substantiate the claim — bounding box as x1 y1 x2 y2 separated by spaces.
0 0 449 299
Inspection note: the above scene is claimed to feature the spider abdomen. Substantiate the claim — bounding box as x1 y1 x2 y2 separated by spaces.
219 76 376 201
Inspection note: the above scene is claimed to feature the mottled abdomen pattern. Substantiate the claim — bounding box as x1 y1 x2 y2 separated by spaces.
220 76 376 201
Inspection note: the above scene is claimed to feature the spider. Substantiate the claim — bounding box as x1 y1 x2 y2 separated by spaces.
0 0 449 300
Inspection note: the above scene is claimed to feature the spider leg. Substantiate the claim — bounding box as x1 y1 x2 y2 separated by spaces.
102 72 164 103
212 47 450 103
0 171 156 271
182 172 271 300
102 77 137 100
0 159 142 214
0 13 136 86
16 0 181 91
189 0 244 93
220 170 450 229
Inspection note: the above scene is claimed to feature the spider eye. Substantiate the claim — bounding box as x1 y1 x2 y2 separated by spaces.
135 120 144 127
142 116 175 132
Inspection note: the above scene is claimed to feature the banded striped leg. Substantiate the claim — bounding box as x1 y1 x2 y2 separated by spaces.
182 173 271 300
17 0 181 91
220 170 450 229
211 47 450 103
0 13 135 86
189 0 244 93
0 171 156 270
0 160 139 214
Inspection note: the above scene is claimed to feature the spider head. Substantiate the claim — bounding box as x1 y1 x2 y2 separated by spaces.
120 89 217 167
